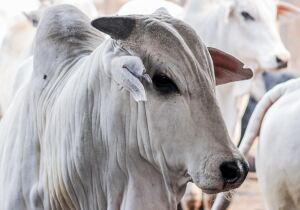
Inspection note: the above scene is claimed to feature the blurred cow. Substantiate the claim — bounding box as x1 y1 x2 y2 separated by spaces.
119 0 300 143
280 0 300 76
213 78 300 210
0 17 36 117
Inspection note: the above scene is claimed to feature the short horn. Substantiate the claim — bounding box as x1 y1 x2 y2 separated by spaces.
91 16 136 40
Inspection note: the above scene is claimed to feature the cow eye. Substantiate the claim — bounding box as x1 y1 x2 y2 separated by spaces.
152 74 179 94
241 11 255 21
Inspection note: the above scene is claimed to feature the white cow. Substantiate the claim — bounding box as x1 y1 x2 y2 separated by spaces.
0 5 251 210
212 78 300 210
0 18 36 117
118 0 299 144
0 0 98 117
240 79 300 210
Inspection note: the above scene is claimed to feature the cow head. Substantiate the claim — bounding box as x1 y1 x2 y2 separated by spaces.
119 0 299 72
92 9 250 196
217 0 300 71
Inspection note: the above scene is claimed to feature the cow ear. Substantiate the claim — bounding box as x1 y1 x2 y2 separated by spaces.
91 16 136 40
277 2 300 17
208 47 253 86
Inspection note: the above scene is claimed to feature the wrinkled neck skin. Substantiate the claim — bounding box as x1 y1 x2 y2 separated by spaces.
28 39 188 210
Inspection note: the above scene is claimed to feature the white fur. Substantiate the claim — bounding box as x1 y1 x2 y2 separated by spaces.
0 5 248 210
118 0 297 143
0 0 98 117
213 78 300 210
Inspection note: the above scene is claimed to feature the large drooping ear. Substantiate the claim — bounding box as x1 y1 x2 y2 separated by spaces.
208 47 253 86
91 16 136 40
277 2 300 18
110 56 151 101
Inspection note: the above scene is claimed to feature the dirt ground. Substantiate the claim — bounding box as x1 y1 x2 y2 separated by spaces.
228 172 265 210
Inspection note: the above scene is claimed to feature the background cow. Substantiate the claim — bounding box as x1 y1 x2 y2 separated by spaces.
212 78 300 210
118 0 299 144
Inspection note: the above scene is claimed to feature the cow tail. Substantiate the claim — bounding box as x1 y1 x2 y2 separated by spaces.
238 84 287 155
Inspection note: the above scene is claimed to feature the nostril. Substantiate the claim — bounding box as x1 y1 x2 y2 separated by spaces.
276 56 288 69
276 56 283 64
220 161 241 183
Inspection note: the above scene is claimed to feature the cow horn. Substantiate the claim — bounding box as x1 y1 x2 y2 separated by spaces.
91 16 136 40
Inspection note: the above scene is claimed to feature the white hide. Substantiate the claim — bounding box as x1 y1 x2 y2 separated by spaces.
212 78 300 210
118 0 297 143
239 79 300 210
0 5 250 210
255 79 300 210
0 19 36 117
0 0 98 117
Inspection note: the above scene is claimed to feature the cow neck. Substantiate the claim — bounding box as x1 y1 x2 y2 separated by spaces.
101 140 184 210
96 97 189 210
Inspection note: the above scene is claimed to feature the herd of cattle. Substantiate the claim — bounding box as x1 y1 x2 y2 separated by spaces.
0 0 300 210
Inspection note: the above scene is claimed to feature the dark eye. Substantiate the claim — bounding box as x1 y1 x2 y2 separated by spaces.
241 11 255 21
152 74 179 94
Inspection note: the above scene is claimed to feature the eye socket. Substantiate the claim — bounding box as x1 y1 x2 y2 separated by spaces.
152 74 179 94
241 11 255 21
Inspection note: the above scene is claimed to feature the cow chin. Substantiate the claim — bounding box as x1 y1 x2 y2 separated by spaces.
191 178 244 195
188 173 224 195
191 182 224 195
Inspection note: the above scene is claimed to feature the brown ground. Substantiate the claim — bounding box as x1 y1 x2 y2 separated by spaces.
228 172 265 210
